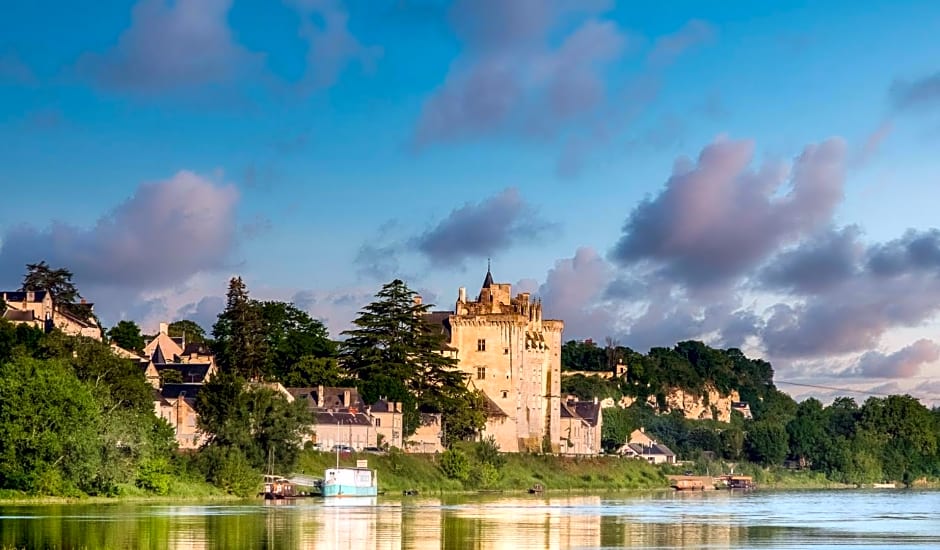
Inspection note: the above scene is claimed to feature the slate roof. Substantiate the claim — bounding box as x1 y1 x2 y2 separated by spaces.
424 311 456 349
3 309 35 322
1 291 49 302
287 386 367 411
627 442 676 457
482 392 509 418
370 398 393 413
182 342 213 356
160 383 203 399
561 399 601 427
156 363 211 383
314 410 373 426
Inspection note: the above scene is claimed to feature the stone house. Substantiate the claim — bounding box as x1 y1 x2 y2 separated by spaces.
619 428 676 464
559 398 603 456
154 383 206 450
1 290 102 340
369 398 405 449
287 386 376 450
406 413 445 454
425 267 564 452
143 323 217 388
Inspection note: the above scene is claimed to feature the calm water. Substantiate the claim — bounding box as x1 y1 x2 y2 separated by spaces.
1 490 938 549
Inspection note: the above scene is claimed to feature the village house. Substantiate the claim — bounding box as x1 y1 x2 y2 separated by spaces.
369 398 405 449
154 383 206 450
559 397 603 456
619 428 676 464
406 413 446 453
425 266 564 453
287 386 377 450
1 290 102 340
142 323 217 389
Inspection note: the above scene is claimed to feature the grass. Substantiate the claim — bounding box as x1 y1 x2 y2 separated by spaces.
295 449 669 494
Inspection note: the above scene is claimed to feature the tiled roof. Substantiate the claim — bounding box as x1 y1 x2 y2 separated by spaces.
287 386 366 411
482 392 509 418
3 309 36 322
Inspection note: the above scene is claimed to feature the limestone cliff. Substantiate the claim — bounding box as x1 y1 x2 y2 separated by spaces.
600 386 741 423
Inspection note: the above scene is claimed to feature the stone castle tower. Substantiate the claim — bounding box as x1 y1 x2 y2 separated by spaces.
429 266 564 452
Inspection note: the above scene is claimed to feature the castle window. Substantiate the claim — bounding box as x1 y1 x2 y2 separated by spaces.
501 390 508 399
477 339 486 351
503 347 509 355
476 366 486 380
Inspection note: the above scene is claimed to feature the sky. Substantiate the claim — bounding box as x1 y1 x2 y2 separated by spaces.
3 0 940 405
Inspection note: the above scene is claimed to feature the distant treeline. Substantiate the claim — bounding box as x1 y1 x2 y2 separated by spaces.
562 339 940 485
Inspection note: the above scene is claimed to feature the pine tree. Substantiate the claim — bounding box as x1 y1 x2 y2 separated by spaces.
213 277 267 380
341 279 483 440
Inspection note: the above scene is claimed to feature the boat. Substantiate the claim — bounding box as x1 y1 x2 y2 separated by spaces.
262 474 297 500
322 466 378 497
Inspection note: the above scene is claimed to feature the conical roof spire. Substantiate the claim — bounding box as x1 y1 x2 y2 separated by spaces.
482 259 494 289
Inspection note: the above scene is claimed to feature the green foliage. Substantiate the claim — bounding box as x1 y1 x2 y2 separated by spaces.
20 261 92 320
168 320 207 344
196 371 311 476
212 277 267 380
0 357 102 494
561 374 621 401
107 320 145 353
341 279 483 439
745 421 789 466
198 447 259 497
438 449 471 482
136 458 174 495
469 462 499 488
472 436 506 469
600 407 636 452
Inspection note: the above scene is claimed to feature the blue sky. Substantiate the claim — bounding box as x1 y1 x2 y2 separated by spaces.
3 0 940 404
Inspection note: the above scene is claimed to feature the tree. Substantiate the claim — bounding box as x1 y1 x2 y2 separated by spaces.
107 320 145 353
787 398 828 468
20 261 91 319
213 277 267 380
256 301 337 382
745 421 788 465
341 279 483 439
168 320 207 344
0 357 102 494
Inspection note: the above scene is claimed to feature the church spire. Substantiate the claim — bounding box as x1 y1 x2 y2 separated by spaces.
482 259 494 289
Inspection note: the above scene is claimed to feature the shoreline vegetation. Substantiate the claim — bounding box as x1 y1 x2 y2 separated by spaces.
2 266 938 503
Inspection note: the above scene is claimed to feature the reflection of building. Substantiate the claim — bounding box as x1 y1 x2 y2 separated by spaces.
426 266 564 452
1 290 102 339
559 397 603 455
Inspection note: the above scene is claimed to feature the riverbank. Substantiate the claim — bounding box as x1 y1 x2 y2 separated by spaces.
295 449 669 494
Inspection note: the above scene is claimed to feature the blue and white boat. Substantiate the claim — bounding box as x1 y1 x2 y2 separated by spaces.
322 466 378 497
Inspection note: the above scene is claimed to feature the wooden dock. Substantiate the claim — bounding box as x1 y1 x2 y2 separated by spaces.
667 475 714 491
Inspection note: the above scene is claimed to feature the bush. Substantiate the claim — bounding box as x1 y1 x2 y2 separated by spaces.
470 462 499 488
200 447 259 497
136 458 174 495
439 449 471 482
473 436 506 469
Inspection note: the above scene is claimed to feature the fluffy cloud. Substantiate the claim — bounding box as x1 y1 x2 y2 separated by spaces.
611 137 846 288
415 1 630 145
890 71 940 111
536 247 614 341
852 339 940 378
0 170 239 293
414 188 556 266
759 225 863 295
78 0 258 93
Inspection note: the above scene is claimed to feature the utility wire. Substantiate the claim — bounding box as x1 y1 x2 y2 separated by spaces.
775 379 930 402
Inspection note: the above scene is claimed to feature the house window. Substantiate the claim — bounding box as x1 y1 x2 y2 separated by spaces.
477 339 486 351
375 418 381 427
476 366 486 380
501 390 508 399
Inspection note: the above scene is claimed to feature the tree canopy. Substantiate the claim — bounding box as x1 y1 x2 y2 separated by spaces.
340 279 484 441
108 320 145 353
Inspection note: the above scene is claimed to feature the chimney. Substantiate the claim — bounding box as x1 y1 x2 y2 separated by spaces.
343 389 351 407
159 322 169 335
458 287 466 303
26 291 35 302
317 385 325 408
414 295 422 306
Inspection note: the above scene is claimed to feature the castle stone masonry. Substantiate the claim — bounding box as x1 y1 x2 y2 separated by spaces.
430 267 564 453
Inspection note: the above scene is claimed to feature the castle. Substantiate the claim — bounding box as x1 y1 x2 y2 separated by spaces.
428 267 564 452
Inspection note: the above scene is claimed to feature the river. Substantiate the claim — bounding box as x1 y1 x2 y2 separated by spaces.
1 490 937 549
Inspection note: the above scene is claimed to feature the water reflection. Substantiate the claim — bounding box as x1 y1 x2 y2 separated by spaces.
1 491 939 549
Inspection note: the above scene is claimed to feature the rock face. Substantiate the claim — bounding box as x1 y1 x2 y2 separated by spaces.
606 386 741 423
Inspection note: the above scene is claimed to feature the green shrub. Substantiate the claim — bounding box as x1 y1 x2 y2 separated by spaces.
136 458 173 495
473 436 506 469
470 463 500 488
439 449 471 482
